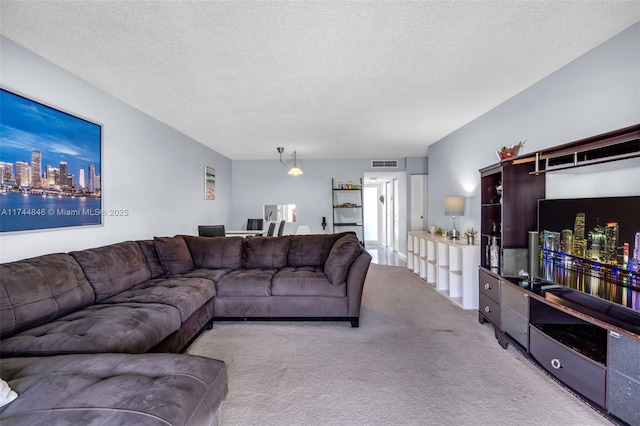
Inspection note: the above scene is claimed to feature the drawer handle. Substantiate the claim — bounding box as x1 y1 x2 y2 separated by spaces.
484 306 491 313
550 359 563 370
484 283 491 290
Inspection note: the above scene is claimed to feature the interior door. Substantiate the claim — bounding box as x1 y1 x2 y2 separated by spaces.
363 184 380 244
410 174 427 231
385 181 392 248
393 178 399 252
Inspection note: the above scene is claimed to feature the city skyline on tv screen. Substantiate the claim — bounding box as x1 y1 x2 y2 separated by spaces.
538 196 640 273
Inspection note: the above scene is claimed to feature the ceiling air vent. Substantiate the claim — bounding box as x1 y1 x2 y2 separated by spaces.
371 160 398 168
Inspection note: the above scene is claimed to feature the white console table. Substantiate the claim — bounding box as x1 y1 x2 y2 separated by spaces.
407 232 480 309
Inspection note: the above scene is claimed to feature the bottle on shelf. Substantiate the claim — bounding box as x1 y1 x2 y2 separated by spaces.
489 236 500 269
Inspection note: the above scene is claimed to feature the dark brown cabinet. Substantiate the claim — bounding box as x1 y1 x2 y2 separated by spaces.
479 159 545 272
477 124 640 423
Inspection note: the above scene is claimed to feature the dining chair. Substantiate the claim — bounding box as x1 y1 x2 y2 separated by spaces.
247 218 264 230
266 222 276 236
277 220 285 236
198 225 225 237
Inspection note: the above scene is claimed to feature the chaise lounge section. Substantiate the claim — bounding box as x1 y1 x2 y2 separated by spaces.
0 353 228 426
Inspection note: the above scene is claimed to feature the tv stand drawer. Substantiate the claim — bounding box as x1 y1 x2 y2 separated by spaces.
529 325 606 408
479 292 500 327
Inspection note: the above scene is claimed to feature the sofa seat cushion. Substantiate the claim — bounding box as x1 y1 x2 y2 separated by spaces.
0 253 95 338
70 241 152 303
101 277 216 322
272 267 346 297
0 353 228 426
0 303 182 357
216 269 275 296
178 268 232 283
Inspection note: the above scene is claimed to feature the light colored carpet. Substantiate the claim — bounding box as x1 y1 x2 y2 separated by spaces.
187 264 612 425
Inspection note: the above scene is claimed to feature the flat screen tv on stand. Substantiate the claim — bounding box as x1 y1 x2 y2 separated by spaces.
537 195 640 313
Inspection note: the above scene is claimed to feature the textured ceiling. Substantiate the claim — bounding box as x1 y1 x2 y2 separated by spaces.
1 1 638 160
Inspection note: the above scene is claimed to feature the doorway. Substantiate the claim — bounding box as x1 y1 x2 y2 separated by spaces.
363 185 381 244
363 172 403 252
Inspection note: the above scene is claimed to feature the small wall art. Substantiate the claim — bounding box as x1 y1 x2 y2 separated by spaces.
204 166 215 200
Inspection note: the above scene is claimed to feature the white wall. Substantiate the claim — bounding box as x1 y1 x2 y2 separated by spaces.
427 23 640 236
231 158 418 254
0 37 233 262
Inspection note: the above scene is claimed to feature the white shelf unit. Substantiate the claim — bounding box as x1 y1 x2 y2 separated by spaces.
407 234 415 271
437 241 450 292
426 238 437 287
412 234 420 275
407 232 480 309
419 236 428 280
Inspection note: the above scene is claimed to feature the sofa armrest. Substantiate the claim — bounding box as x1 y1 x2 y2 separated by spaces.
346 251 372 318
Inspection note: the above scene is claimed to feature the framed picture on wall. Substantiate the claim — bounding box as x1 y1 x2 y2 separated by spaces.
204 166 215 200
0 88 103 233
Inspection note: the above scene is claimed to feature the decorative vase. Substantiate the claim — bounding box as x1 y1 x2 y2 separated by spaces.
467 235 475 245
489 236 500 268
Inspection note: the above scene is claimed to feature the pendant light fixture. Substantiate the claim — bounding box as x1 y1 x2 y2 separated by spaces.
288 150 303 175
277 147 303 175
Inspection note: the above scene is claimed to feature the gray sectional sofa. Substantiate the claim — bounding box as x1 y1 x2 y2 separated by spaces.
0 231 371 425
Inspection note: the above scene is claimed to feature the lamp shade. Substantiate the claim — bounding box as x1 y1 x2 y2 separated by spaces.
288 165 303 175
444 196 464 216
287 150 303 175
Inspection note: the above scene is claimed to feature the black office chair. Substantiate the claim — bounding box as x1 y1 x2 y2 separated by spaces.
277 220 285 236
198 225 225 237
266 222 276 236
247 218 264 230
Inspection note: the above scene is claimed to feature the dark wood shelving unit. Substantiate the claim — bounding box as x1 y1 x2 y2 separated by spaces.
479 159 545 270
478 123 640 426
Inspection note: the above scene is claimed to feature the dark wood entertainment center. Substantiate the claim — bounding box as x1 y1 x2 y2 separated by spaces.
478 124 640 426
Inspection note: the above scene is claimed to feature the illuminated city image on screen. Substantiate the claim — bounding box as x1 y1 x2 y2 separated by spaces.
538 196 640 301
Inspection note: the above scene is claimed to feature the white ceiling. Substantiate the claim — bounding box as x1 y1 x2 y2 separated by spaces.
1 1 638 160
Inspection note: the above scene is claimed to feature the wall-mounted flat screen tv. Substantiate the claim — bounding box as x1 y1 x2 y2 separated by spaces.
0 88 102 233
538 196 640 311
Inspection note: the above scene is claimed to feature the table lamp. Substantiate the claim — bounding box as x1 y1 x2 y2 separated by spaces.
444 196 464 240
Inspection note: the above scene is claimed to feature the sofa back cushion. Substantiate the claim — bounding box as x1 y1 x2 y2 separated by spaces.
0 253 95 338
136 240 166 279
71 241 152 303
153 236 195 276
287 232 352 267
182 235 243 270
243 236 290 269
324 233 363 285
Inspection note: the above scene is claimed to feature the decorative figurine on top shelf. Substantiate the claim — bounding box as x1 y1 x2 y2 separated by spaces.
496 140 525 161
